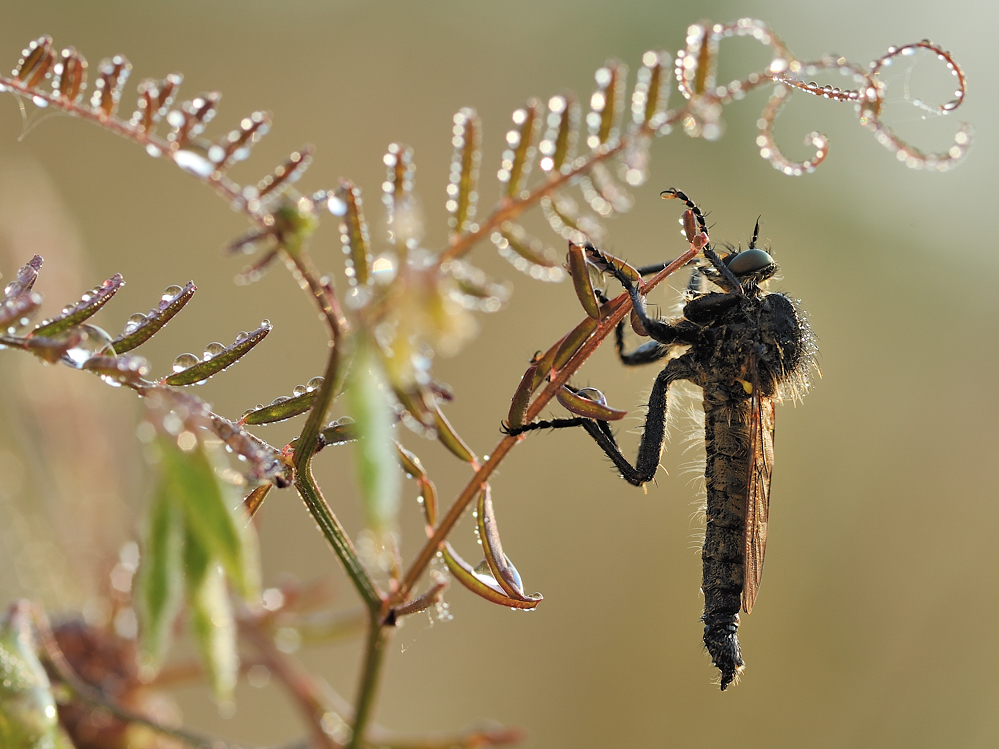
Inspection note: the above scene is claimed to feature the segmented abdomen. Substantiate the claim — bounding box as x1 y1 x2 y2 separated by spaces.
700 386 752 689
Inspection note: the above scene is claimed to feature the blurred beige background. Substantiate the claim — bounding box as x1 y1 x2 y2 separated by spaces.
0 1 996 747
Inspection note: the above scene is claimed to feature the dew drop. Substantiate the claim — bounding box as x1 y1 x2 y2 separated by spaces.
235 331 249 342
172 353 200 372
171 149 216 178
123 312 146 333
62 324 116 369
293 384 308 396
326 195 348 216
203 341 226 359
161 285 183 301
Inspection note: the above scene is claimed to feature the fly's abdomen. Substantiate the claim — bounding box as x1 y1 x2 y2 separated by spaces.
701 391 752 689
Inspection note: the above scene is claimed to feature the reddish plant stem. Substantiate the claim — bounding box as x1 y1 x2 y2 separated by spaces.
397 244 699 600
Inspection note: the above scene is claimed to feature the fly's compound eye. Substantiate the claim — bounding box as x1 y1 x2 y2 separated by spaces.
726 248 774 276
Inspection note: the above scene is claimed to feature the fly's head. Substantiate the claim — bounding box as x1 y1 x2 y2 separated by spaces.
724 247 779 288
698 246 778 295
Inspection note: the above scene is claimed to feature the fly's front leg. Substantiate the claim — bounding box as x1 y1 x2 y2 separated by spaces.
505 356 693 487
614 272 700 350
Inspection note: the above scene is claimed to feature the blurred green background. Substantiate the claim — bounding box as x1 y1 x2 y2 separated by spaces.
0 1 996 747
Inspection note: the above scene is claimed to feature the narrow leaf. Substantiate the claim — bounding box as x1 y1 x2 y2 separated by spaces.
581 161 632 214
82 353 151 388
539 93 579 175
112 281 196 353
89 55 131 118
318 418 359 449
498 99 541 199
631 50 672 127
131 73 183 134
441 542 542 610
208 111 271 171
155 434 253 597
136 484 184 670
552 316 598 372
541 193 605 245
166 92 220 146
382 143 422 254
506 364 537 429
433 404 477 464
447 108 480 236
14 37 54 85
185 537 238 702
531 337 563 389
21 328 82 364
443 259 510 311
31 273 123 338
239 377 322 426
676 23 718 100
207 413 293 488
397 442 439 531
556 385 627 421
491 223 564 281
476 485 539 601
53 47 87 103
253 146 314 202
2 255 43 300
161 320 270 386
335 180 372 287
568 242 601 319
587 60 628 149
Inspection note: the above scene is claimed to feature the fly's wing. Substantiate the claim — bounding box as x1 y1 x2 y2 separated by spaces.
742 356 775 614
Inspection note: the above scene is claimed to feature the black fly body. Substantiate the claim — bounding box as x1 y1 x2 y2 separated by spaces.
504 189 815 689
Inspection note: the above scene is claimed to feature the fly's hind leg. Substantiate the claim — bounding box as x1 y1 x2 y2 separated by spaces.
505 356 694 487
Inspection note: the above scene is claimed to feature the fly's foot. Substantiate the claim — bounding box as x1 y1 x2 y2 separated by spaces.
703 612 745 690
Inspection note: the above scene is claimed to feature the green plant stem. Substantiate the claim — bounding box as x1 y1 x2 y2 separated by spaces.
398 244 699 600
349 612 392 749
294 465 382 612
282 244 384 612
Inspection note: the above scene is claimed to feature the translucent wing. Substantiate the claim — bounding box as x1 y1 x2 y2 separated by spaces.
742 356 775 614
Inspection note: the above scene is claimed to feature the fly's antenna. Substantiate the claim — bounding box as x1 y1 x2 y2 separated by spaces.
749 217 762 249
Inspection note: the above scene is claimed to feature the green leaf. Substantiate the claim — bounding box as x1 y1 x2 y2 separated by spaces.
184 529 238 703
0 603 59 749
239 378 321 426
335 180 372 287
155 434 257 598
499 99 541 199
2 255 43 301
160 320 271 386
136 486 184 671
111 281 196 354
345 339 400 536
31 273 123 338
447 108 480 236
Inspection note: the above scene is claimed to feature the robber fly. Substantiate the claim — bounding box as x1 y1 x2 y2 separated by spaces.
505 189 814 689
